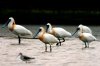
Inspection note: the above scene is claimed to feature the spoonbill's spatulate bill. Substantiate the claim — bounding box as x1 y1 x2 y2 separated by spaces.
2 17 33 44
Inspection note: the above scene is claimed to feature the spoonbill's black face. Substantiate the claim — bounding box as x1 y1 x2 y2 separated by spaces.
46 24 49 32
38 28 42 32
76 27 80 31
72 27 80 36
33 28 42 38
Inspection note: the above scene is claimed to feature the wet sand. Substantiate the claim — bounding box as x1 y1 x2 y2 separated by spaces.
0 25 100 66
0 37 100 66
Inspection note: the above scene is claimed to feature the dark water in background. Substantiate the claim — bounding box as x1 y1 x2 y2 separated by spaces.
0 25 100 39
1 9 100 25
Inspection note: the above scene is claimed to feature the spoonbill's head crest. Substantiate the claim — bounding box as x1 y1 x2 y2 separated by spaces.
39 27 45 32
78 24 83 28
9 17 15 22
47 23 50 25
46 23 51 27
9 17 13 19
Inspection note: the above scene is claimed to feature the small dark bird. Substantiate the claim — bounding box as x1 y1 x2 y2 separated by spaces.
18 53 35 63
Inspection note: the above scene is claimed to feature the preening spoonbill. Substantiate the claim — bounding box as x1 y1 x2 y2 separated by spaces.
72 24 92 36
46 23 72 46
33 27 59 52
72 27 96 48
18 53 35 63
2 17 33 44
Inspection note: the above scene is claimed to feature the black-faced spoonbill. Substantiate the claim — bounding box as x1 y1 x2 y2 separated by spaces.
18 53 35 63
2 17 33 44
46 23 72 46
33 27 59 52
72 27 96 48
72 24 92 36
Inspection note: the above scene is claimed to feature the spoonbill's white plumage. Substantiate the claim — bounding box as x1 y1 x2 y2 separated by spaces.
46 23 72 46
79 33 96 48
2 17 33 44
33 27 59 52
72 26 96 48
78 24 92 34
72 24 92 36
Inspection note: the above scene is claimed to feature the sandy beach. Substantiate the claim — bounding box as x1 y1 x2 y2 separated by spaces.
0 36 100 66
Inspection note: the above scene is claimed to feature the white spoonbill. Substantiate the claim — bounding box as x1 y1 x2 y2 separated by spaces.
72 27 97 48
46 23 72 46
72 24 92 36
2 17 33 44
33 27 59 52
